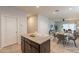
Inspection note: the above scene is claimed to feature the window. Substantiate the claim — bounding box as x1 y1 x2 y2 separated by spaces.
63 24 76 31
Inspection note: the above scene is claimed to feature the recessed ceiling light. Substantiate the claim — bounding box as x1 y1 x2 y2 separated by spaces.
53 10 59 14
53 12 56 14
69 8 72 10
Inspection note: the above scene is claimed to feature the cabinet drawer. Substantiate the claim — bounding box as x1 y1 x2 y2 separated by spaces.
31 46 39 53
25 38 39 49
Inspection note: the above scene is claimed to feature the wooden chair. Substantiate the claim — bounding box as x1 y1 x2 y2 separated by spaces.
56 34 66 46
68 35 77 47
56 33 77 47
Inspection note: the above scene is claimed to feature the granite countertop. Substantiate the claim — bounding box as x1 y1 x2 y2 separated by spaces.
22 34 50 44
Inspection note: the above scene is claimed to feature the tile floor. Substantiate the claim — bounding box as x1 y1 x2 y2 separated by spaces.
0 37 79 53
0 43 21 53
50 37 79 53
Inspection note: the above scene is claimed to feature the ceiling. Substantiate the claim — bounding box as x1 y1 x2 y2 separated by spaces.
17 6 79 20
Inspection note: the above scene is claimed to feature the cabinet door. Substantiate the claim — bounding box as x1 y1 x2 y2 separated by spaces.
21 39 25 53
31 47 39 53
25 42 31 53
40 40 50 53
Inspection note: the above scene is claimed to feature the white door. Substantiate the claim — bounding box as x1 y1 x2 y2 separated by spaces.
2 16 18 47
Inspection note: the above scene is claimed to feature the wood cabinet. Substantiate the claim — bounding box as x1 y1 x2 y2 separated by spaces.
21 36 25 52
24 42 31 53
21 36 50 53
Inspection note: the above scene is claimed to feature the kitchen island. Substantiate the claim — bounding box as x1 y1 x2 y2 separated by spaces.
21 34 50 53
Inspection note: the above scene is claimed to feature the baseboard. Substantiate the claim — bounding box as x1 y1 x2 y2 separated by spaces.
0 42 18 48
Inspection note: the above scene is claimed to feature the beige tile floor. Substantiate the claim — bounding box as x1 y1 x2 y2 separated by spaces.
50 37 79 53
0 43 22 53
0 38 79 53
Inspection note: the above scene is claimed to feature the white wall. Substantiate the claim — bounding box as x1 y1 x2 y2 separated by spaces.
17 16 27 45
27 15 38 34
49 19 55 24
37 15 49 36
49 19 55 28
27 15 50 36
0 7 27 48
0 14 1 47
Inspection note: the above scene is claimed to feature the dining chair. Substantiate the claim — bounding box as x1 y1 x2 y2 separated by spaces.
68 35 77 47
56 34 66 46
